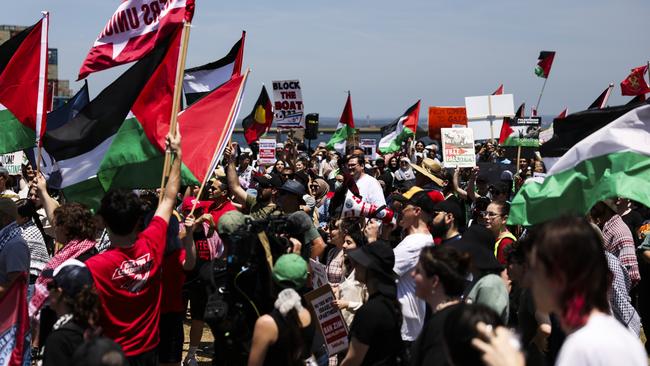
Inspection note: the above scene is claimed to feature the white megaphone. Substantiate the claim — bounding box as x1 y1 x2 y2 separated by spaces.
341 191 394 224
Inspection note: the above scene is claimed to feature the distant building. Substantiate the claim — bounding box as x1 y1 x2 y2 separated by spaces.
0 24 73 110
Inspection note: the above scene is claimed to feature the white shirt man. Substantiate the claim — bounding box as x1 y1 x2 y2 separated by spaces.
347 155 386 207
392 188 434 341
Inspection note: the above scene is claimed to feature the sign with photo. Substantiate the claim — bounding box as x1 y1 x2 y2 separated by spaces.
441 128 476 168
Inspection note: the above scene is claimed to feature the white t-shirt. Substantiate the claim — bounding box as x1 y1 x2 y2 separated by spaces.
355 174 386 207
556 313 646 366
393 232 433 341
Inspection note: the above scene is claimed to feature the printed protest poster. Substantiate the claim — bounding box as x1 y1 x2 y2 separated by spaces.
305 284 349 355
257 139 277 165
0 151 25 174
272 80 304 128
501 117 542 147
441 128 476 168
360 138 377 160
428 107 467 140
309 259 328 289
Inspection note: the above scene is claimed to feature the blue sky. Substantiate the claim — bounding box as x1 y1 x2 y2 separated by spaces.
3 0 649 120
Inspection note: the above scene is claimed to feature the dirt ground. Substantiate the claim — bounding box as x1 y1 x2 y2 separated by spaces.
182 318 215 365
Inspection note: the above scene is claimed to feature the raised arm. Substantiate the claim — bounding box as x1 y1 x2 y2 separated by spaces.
224 144 247 204
32 172 59 226
155 129 182 223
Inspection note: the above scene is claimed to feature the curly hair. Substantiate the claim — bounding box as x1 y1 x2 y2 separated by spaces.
61 286 100 329
98 189 145 235
54 203 96 241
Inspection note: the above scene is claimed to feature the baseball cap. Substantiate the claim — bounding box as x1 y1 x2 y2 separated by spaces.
427 190 445 204
0 198 17 220
433 199 463 221
42 258 94 298
253 173 283 188
279 179 306 197
500 170 514 181
217 210 248 236
181 196 212 213
272 253 308 289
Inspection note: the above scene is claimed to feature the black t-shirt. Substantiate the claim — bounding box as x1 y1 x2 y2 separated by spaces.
410 304 457 366
621 209 644 245
349 293 402 366
43 320 85 366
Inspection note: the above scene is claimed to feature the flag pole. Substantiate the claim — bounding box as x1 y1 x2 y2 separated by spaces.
190 69 250 216
535 77 548 115
35 11 49 175
159 21 192 203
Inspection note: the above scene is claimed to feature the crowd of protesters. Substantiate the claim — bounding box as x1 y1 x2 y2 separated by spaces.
1 131 650 366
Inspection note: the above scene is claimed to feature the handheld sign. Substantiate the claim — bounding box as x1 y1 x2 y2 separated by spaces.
257 139 277 166
465 94 515 140
305 284 349 356
272 80 304 128
428 107 467 140
441 128 476 168
360 139 377 160
0 151 25 175
309 258 328 289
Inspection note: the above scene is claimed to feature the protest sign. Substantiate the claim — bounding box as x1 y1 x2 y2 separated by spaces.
501 117 542 147
0 151 25 175
360 138 377 160
272 80 304 128
257 139 277 165
441 128 476 168
309 259 328 289
465 94 514 140
305 284 349 355
428 107 467 140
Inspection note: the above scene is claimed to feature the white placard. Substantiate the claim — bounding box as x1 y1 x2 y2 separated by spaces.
272 79 304 128
360 138 377 160
441 128 476 168
257 139 276 166
465 94 515 119
0 151 25 175
309 258 328 289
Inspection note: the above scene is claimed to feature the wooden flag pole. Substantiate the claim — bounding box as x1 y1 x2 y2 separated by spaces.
159 21 192 204
535 77 548 115
189 68 250 217
35 11 49 176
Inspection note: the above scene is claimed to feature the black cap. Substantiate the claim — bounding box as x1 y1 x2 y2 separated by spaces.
279 179 306 197
43 259 94 298
433 199 463 220
253 173 283 188
409 191 437 215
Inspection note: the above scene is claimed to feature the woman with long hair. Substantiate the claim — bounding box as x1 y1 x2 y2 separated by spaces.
42 259 100 366
340 241 403 366
248 253 315 366
472 216 647 366
483 201 516 265
334 228 368 327
410 245 471 365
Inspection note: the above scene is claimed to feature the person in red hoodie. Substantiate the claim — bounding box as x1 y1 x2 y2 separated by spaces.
85 130 182 366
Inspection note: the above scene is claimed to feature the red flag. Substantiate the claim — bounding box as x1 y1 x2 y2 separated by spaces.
588 84 613 110
555 107 568 119
531 105 538 117
178 74 248 183
534 51 556 78
492 84 504 95
498 118 513 145
340 91 355 128
242 85 273 145
620 65 650 96
78 0 195 80
0 17 48 138
0 276 30 365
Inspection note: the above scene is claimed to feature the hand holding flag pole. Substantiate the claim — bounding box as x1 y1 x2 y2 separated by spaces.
189 68 250 217
159 21 192 204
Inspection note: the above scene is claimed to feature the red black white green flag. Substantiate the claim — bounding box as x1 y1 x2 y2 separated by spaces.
492 84 504 95
620 65 650 96
534 51 555 78
0 15 49 153
378 100 420 154
588 84 614 110
77 0 195 80
242 85 273 145
326 91 356 153
556 107 568 119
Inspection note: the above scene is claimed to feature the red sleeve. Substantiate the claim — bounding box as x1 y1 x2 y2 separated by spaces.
496 237 515 265
141 216 168 263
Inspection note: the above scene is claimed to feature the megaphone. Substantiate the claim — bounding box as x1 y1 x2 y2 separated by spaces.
341 191 394 224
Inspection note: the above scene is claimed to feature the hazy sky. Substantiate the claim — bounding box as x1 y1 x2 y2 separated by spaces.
3 0 649 120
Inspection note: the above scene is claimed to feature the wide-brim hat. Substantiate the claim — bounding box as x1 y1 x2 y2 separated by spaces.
410 158 445 187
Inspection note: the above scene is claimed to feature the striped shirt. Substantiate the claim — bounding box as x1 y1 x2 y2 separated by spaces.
602 215 640 287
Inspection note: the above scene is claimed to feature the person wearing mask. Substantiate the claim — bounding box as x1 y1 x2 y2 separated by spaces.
42 259 100 366
248 254 316 366
392 189 435 347
484 201 516 265
431 199 463 245
472 216 647 366
340 242 403 366
410 245 471 366
347 155 386 207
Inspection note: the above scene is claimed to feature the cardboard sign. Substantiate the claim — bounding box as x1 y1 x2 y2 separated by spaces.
501 117 541 147
465 94 515 140
309 259 328 289
360 138 377 160
428 107 467 140
305 284 349 355
272 80 304 128
0 151 25 175
441 128 476 168
257 139 277 165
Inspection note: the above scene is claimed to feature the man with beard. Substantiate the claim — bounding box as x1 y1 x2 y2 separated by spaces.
392 189 435 348
431 199 463 245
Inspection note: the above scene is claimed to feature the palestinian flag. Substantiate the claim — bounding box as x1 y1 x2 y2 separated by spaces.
0 16 48 154
534 51 555 78
509 103 650 225
588 84 614 109
326 91 355 154
78 0 195 79
621 65 650 96
556 107 568 119
378 100 420 154
183 31 245 106
242 85 273 145
43 30 197 210
492 84 504 95
498 118 514 145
